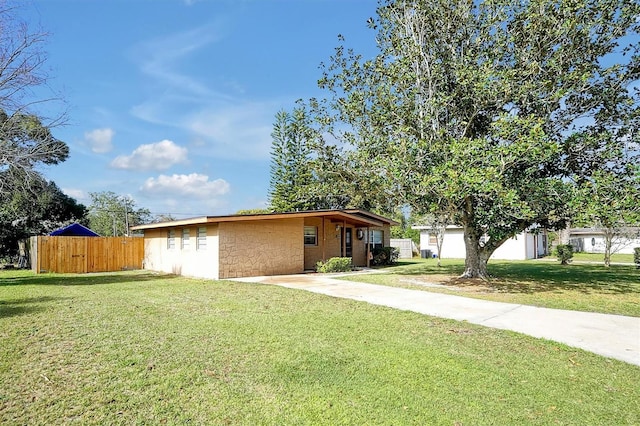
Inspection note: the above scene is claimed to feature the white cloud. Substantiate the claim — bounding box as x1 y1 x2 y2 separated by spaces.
62 188 88 203
85 128 114 153
110 140 188 171
140 173 230 199
128 20 277 161
185 103 274 160
132 22 227 100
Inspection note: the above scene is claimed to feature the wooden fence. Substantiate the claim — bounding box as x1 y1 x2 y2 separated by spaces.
30 236 144 274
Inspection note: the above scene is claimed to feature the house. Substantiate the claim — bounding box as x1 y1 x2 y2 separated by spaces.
49 223 100 237
412 225 548 260
130 209 397 280
568 228 640 254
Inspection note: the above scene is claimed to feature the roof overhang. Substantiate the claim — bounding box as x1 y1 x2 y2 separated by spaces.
130 209 399 231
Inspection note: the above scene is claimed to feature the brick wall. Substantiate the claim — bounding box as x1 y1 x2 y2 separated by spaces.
218 218 304 279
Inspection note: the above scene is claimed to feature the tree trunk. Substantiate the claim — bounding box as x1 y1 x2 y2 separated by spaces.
460 225 491 280
603 228 613 268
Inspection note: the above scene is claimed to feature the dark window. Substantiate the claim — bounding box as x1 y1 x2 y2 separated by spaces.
304 226 317 246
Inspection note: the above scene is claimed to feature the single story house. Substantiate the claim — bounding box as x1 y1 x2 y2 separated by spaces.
568 228 640 254
413 225 548 260
130 209 397 280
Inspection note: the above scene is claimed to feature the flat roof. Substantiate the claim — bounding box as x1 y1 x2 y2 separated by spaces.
130 209 399 231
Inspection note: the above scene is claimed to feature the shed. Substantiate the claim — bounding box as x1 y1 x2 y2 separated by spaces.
412 225 548 260
49 223 100 237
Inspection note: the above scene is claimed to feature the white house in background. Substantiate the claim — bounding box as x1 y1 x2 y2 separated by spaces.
568 228 640 254
413 225 548 260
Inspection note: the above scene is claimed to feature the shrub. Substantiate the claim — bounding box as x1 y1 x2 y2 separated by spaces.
555 244 574 265
371 247 399 266
634 248 640 269
316 257 352 273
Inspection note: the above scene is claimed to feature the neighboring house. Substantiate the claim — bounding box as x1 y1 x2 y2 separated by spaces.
130 209 397 280
49 223 100 237
569 228 640 254
412 225 548 260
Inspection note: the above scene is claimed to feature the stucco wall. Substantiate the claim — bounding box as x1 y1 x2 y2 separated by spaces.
575 234 640 254
218 219 304 279
419 228 541 260
142 225 219 279
492 234 528 260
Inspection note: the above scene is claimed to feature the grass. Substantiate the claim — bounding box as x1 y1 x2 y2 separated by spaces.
1 270 639 424
571 252 635 264
342 258 640 317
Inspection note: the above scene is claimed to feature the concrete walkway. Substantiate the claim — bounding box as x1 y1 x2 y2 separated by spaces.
234 273 640 367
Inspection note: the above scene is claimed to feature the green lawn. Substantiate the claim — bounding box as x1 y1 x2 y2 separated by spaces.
343 258 640 317
571 252 635 264
1 270 639 424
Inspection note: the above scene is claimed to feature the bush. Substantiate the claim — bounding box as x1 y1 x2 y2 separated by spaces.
555 244 574 265
371 247 399 266
316 257 352 273
634 248 640 269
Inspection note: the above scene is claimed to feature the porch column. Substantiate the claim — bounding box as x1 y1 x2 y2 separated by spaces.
342 220 347 257
366 226 371 268
322 218 326 262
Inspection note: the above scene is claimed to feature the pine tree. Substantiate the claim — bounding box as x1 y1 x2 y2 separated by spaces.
268 108 316 212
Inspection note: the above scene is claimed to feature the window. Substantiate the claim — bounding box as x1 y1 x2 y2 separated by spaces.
167 229 176 250
181 228 190 250
197 227 207 250
429 234 437 245
304 226 317 246
369 229 383 251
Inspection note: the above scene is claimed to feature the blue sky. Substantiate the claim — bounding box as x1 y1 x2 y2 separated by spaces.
23 0 378 218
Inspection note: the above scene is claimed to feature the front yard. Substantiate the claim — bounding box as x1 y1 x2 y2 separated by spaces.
343 257 640 317
1 270 639 424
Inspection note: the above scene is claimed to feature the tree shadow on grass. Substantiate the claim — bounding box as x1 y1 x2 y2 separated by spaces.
382 260 639 295
0 271 180 287
384 262 465 277
0 296 72 319
484 263 640 295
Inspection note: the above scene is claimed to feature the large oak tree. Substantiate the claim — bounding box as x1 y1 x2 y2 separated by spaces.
311 0 639 278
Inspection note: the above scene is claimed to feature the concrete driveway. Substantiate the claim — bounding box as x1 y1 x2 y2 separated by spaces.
233 273 640 367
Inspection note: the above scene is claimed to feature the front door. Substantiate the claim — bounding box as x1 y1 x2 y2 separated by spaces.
343 228 352 258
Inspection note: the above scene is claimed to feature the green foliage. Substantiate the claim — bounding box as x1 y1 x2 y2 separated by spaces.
556 244 574 265
371 247 399 266
235 208 272 215
0 172 86 256
391 225 420 245
87 191 151 237
310 0 639 279
390 209 421 245
569 131 640 266
315 257 352 273
634 248 640 269
0 7 68 196
0 111 69 195
268 108 318 212
268 106 395 213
